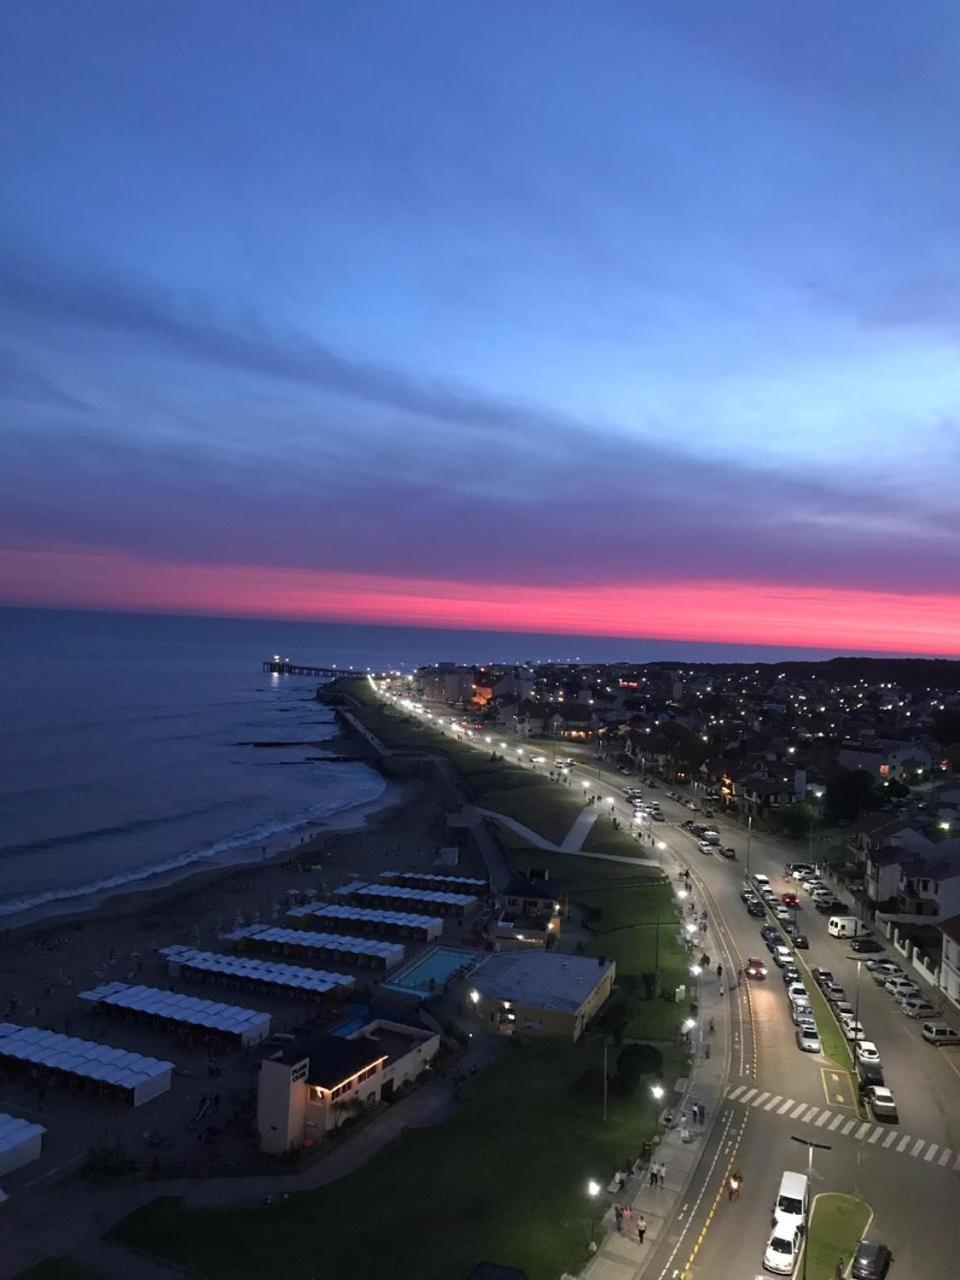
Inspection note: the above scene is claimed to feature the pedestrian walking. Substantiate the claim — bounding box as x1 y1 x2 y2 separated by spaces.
700 921 707 937
649 1163 657 1187
708 1017 715 1034
834 1258 845 1280
637 1215 647 1244
716 962 723 979
658 1162 667 1188
614 1204 624 1233
698 1102 706 1125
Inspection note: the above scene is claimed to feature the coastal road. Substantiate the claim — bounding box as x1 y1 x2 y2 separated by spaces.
538 743 960 1274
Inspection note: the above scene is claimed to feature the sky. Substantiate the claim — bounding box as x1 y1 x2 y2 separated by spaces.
2 1 960 655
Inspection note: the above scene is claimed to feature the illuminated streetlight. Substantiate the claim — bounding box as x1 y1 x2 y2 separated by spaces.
682 1018 696 1034
581 780 590 791
650 1083 665 1102
685 922 697 936
690 964 702 977
586 1179 601 1198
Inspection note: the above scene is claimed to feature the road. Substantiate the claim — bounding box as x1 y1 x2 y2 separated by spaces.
392 697 960 1275
559 743 960 1278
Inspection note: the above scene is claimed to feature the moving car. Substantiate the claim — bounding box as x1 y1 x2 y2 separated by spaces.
796 1024 820 1052
747 900 766 917
718 844 735 856
850 936 884 954
854 1041 880 1065
816 897 848 914
781 892 799 907
764 1222 803 1275
697 841 715 855
745 956 768 980
921 1021 960 1045
865 1086 898 1122
852 1241 892 1280
828 915 865 939
787 863 815 880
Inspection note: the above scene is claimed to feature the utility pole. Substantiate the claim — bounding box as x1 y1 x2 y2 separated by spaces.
745 814 753 878
853 959 863 1032
790 1135 831 1280
602 1038 608 1121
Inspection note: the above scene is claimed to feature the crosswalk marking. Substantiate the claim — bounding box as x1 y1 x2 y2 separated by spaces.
828 1114 845 1131
911 1138 926 1157
842 1120 857 1136
868 1127 883 1144
954 1152 960 1171
925 1144 939 1162
728 1085 745 1100
855 1122 871 1139
752 1091 771 1107
883 1131 898 1149
778 1098 796 1114
763 1094 783 1110
815 1111 832 1127
939 1149 952 1167
792 1102 808 1119
741 1088 757 1104
803 1106 820 1123
896 1135 912 1153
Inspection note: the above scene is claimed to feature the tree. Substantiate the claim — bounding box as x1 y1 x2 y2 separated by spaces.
774 802 814 835
933 709 960 746
825 769 879 822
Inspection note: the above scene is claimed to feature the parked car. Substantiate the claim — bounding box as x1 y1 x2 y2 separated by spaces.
764 1222 804 1275
852 1240 892 1279
782 964 801 984
865 1086 898 1122
747 900 766 917
697 841 715 855
833 1000 855 1021
921 1021 960 1046
792 1000 813 1024
773 946 792 968
812 968 834 986
787 983 808 1004
872 964 904 985
822 981 845 1001
796 1024 821 1052
899 998 937 1019
843 1020 867 1042
884 977 920 999
850 937 884 954
761 924 782 942
854 1041 880 1065
792 934 809 949
773 905 791 921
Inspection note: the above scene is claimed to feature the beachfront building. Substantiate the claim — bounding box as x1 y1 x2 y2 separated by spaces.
464 952 615 1042
159 947 355 1004
0 1023 173 1107
225 924 405 971
78 982 272 1049
379 870 488 895
287 901 443 942
0 1112 46 1177
257 1020 440 1153
494 876 562 950
333 880 481 921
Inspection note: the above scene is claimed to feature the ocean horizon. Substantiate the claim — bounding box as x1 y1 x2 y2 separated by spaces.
0 604 938 920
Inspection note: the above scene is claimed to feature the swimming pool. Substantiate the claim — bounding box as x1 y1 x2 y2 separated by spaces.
383 945 480 996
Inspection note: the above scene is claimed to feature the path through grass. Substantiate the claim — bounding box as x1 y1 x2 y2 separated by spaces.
805 1192 870 1280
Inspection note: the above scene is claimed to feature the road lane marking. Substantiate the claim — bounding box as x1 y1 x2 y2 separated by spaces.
910 1138 926 1157
868 1127 883 1143
803 1106 820 1122
925 1144 939 1162
778 1098 796 1114
896 1134 912 1152
763 1094 783 1110
752 1091 770 1107
939 1148 952 1167
728 1085 745 1100
828 1114 845 1131
792 1102 809 1119
815 1111 832 1127
855 1122 871 1139
841 1119 857 1135
740 1088 757 1104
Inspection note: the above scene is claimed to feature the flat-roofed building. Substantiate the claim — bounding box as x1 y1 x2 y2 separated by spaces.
333 880 480 920
465 951 614 1042
287 902 443 942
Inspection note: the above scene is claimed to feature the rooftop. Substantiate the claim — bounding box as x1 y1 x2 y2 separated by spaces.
471 951 613 1015
277 1033 386 1089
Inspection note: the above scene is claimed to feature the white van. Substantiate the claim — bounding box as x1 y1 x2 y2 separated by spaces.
772 1170 809 1232
921 1021 960 1045
828 916 864 939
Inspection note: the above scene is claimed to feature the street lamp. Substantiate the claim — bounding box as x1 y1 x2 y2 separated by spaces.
650 1083 665 1102
582 780 590 793
853 958 863 1032
586 1178 601 1198
790 1136 831 1280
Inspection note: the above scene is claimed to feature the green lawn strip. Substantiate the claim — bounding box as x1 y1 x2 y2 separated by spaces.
112 1040 684 1280
575 881 688 1041
580 814 651 859
804 1192 871 1280
506 845 658 884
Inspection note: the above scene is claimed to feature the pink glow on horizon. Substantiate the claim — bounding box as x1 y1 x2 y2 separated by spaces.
2 545 960 655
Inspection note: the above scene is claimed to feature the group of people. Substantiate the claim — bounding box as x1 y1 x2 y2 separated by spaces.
613 1202 647 1243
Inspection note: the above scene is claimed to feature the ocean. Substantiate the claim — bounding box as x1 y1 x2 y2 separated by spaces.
0 606 858 920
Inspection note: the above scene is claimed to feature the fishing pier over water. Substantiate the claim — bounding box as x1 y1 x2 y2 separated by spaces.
262 658 344 678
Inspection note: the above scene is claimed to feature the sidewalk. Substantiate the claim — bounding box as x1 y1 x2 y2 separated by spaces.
583 868 734 1280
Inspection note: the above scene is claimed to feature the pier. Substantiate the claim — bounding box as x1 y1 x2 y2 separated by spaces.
262 659 345 678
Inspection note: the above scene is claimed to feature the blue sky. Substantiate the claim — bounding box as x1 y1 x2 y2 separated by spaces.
2 1 960 646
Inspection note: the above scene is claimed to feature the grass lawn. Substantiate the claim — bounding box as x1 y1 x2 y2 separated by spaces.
113 1040 684 1280
805 1192 870 1280
506 845 658 884
580 815 653 860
